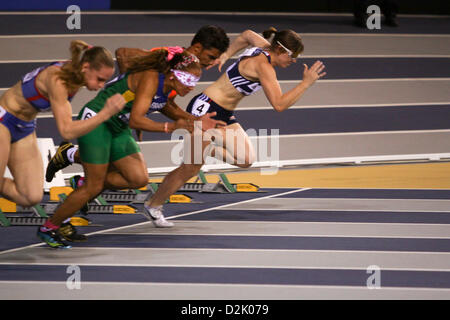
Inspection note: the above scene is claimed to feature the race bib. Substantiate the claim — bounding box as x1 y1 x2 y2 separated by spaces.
80 107 98 120
190 98 211 117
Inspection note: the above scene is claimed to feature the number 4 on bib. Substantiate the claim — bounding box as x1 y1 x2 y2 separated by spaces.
191 99 211 117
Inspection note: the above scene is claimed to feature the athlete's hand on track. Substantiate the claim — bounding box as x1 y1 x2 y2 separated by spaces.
302 61 326 87
197 112 227 131
104 93 127 117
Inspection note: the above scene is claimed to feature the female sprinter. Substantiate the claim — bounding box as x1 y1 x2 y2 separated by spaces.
144 28 326 225
37 49 207 248
0 40 125 209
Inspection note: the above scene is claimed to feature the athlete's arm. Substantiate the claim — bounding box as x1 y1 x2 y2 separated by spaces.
48 77 125 140
160 98 196 121
256 58 325 112
128 71 193 133
209 30 271 71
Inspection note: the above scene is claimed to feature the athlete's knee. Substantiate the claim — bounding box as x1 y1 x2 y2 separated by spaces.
124 170 148 189
129 175 148 189
235 153 255 168
83 179 105 197
235 162 253 169
180 163 202 179
20 191 43 207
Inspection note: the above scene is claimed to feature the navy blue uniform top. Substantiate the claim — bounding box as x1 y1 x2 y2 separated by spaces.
226 47 271 96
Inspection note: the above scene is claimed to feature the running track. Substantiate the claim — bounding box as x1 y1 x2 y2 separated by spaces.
0 11 449 308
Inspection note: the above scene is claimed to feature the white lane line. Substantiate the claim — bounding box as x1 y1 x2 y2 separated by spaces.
0 247 449 271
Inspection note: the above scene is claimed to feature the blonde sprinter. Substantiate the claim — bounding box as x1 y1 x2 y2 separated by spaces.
0 40 124 207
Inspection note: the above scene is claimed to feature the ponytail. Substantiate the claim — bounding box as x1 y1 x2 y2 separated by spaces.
57 40 114 91
262 27 304 57
262 26 277 40
127 49 171 74
127 48 200 75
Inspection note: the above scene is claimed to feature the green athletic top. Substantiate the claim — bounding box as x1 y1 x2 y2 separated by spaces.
82 72 170 133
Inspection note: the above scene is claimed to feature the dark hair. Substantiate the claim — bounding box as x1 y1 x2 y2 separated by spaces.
126 49 201 75
191 25 230 53
58 40 114 91
262 27 304 57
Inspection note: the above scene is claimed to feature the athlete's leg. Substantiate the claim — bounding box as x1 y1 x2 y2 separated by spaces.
2 132 43 206
148 122 255 209
39 121 114 247
148 162 203 208
104 152 148 190
101 128 148 190
207 123 256 168
50 162 109 226
142 131 209 227
37 161 108 248
147 128 209 208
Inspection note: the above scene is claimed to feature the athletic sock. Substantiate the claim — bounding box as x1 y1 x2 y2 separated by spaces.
40 219 60 232
66 146 78 164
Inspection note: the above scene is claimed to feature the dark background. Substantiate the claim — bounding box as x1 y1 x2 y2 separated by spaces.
110 0 450 15
1 0 449 15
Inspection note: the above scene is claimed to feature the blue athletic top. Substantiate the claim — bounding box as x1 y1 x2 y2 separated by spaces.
226 47 271 96
21 61 75 112
146 73 169 114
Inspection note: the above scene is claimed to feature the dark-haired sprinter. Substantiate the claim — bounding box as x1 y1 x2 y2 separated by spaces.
145 27 326 226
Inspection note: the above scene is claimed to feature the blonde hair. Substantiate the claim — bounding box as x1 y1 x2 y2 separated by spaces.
57 40 114 91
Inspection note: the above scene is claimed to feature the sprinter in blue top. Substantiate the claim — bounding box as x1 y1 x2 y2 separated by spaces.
0 40 125 209
146 27 326 225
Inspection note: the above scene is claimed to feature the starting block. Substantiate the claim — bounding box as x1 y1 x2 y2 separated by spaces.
151 171 262 194
0 198 56 227
55 192 136 214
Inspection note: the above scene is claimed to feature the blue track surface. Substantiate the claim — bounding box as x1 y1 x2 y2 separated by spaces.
1 11 449 302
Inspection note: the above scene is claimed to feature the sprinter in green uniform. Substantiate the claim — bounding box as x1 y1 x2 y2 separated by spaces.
37 48 217 248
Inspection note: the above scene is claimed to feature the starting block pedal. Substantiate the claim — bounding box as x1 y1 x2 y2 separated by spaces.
87 204 137 214
49 186 74 202
168 194 193 203
100 191 148 204
150 171 262 194
70 216 91 226
0 198 56 227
